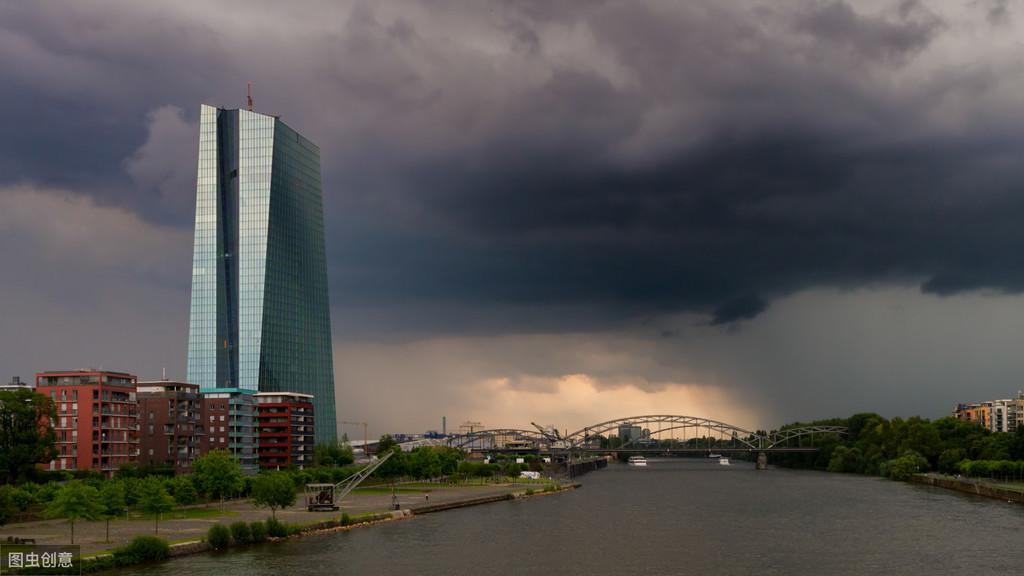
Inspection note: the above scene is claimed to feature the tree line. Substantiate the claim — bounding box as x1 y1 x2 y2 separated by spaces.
770 413 1024 481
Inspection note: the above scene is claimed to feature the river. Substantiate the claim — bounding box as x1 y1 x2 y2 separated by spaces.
128 459 1022 575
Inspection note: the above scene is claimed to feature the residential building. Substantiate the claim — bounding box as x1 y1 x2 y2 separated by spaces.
954 397 1022 433
954 402 991 429
255 391 314 470
1 376 33 392
35 369 138 476
137 381 203 473
201 389 257 474
185 104 336 443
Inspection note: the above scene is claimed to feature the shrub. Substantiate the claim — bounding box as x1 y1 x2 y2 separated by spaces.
230 521 252 545
265 516 288 538
249 520 268 543
340 512 352 526
524 488 535 496
207 524 232 550
113 535 169 565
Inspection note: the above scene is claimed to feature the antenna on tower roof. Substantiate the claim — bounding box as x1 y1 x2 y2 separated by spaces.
247 82 254 112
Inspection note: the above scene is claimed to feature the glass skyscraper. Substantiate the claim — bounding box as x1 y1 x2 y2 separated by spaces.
187 105 336 444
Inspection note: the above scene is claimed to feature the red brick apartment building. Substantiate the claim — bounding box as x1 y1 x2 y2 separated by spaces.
35 369 139 476
255 392 315 470
137 381 203 473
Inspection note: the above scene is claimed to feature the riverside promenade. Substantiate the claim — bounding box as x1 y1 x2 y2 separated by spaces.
0 483 535 556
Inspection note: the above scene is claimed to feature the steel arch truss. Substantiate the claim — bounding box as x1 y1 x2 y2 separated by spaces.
567 416 847 451
762 426 848 450
567 415 762 450
446 429 550 451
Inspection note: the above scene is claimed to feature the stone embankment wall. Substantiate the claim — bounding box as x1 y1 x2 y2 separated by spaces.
910 474 1023 503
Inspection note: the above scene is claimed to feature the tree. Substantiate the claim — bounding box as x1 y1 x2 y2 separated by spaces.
192 450 243 507
99 481 126 543
45 481 104 544
137 477 175 534
377 434 398 453
0 485 16 526
314 442 355 467
171 475 198 514
0 389 57 483
251 471 296 519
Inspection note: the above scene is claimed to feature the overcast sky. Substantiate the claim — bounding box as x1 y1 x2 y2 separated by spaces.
3 0 1024 437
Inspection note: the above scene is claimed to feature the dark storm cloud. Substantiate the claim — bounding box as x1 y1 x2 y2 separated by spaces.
2 0 1024 337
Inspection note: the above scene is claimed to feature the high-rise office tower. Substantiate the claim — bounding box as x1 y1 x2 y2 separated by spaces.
187 105 336 444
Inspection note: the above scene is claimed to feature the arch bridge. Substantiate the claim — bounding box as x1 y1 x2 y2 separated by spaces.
446 415 847 469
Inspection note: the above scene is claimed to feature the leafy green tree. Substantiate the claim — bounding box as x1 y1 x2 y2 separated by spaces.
314 442 355 467
0 485 16 526
0 389 57 483
45 480 105 544
884 450 928 481
137 477 175 534
171 475 198 512
251 471 296 519
192 450 243 506
99 481 126 542
377 435 398 453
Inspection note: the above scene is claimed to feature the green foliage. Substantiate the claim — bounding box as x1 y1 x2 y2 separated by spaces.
206 523 232 550
314 442 355 467
249 520 268 543
251 471 296 518
45 481 105 544
0 389 57 483
170 475 198 507
265 516 288 538
230 520 252 544
0 485 16 526
772 412 1023 481
883 451 929 481
377 434 398 452
457 461 498 478
10 486 34 511
99 481 126 518
340 512 352 526
192 449 243 501
958 459 1024 479
115 462 175 479
137 476 175 533
112 535 170 565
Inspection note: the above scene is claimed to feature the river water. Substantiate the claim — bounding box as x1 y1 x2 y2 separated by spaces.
131 459 1022 575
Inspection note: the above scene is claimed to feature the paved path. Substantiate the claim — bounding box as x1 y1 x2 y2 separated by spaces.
0 483 530 555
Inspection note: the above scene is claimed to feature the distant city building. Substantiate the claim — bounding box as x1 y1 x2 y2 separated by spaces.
201 389 257 474
137 381 203 473
255 391 314 470
0 376 33 391
953 393 1022 433
185 104 336 444
35 369 138 476
617 423 643 443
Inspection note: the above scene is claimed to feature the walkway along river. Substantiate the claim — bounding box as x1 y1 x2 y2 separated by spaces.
125 459 1022 576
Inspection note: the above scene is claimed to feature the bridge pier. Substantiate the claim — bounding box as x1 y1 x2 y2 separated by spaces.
756 451 768 470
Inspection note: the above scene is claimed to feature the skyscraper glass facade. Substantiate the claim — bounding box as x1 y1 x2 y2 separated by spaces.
187 105 337 443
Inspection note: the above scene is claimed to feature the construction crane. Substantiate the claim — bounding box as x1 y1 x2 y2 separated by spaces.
459 421 483 434
304 451 393 512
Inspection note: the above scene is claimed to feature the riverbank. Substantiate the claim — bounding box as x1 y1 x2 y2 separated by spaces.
68 482 579 572
910 473 1024 503
0 480 566 557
